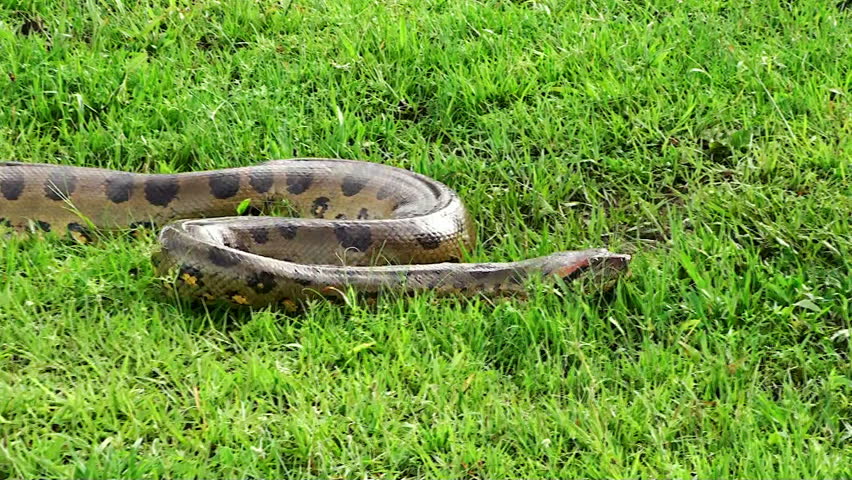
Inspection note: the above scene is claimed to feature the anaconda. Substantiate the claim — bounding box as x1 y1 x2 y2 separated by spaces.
0 158 631 308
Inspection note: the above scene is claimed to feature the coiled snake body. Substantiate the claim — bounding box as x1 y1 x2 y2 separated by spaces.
1 159 630 308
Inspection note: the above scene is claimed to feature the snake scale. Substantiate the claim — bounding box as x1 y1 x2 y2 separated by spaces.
0 158 631 309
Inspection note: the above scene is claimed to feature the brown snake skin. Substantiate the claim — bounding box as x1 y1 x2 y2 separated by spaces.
0 158 631 309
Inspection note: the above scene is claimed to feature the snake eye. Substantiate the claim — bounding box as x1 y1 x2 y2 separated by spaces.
32 220 51 232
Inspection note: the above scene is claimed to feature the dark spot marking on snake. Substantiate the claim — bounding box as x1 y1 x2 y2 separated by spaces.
67 223 93 243
35 220 51 232
335 214 347 220
209 173 241 199
415 232 441 250
335 224 372 252
447 255 460 263
249 171 273 193
248 271 277 294
312 197 329 218
357 208 369 220
144 176 179 207
1 169 25 200
178 264 204 287
208 247 240 267
250 228 269 244
44 170 76 201
286 173 313 194
341 176 365 196
105 173 134 203
278 224 298 239
376 184 393 200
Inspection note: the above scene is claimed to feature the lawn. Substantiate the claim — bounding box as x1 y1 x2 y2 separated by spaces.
0 0 850 477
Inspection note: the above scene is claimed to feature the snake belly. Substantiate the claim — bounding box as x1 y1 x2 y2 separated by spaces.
0 158 631 308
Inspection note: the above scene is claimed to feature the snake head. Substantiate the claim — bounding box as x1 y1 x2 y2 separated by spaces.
544 248 632 290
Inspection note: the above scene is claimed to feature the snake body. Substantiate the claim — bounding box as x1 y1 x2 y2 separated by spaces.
0 158 630 308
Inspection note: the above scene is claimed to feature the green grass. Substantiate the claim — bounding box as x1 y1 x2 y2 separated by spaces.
1 0 850 477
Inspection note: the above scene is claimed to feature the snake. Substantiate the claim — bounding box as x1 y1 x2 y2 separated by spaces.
0 158 631 309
